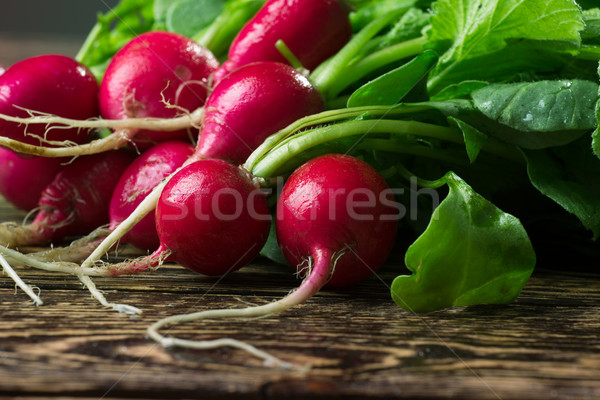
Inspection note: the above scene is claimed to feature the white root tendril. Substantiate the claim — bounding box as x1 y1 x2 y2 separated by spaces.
0 107 205 157
0 107 205 131
0 246 142 314
0 253 43 306
78 275 142 315
147 305 304 371
145 253 342 373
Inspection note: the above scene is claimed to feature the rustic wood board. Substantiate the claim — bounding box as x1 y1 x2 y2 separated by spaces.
1 198 599 400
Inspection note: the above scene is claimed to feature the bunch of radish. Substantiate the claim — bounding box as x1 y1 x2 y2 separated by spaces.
0 0 407 367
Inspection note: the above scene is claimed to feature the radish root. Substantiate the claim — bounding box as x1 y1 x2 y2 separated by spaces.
0 245 144 314
0 253 43 306
27 227 111 263
0 107 205 157
146 250 339 371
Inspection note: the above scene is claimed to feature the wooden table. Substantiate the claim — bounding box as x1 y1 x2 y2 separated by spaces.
0 35 599 400
1 195 599 400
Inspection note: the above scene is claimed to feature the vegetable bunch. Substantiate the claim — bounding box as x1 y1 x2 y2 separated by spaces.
0 0 599 368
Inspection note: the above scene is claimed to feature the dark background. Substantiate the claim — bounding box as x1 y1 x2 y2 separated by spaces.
0 1 121 65
0 1 120 38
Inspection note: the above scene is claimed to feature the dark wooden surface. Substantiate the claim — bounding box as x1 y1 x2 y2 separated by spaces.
1 196 600 400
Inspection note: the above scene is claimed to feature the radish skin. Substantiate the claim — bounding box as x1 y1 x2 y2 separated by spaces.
0 148 64 210
109 141 195 251
7 141 194 265
81 61 324 269
147 154 398 367
214 0 352 83
99 31 218 149
0 55 99 146
196 62 324 164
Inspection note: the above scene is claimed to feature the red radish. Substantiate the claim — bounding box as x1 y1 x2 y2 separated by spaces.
146 154 398 368
0 32 218 158
0 54 99 146
108 158 270 277
195 61 324 164
109 141 194 251
77 60 324 269
0 150 134 248
0 148 64 210
213 0 353 83
276 154 398 288
11 141 195 264
99 31 219 149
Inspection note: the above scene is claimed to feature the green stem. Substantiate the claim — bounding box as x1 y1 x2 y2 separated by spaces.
275 40 309 75
75 22 102 63
251 119 463 178
325 35 427 99
575 45 600 61
243 104 432 171
310 10 406 97
393 163 448 189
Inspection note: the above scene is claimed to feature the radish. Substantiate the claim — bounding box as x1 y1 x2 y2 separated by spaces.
109 141 195 251
146 154 398 368
98 158 270 277
276 153 398 288
0 150 134 248
0 54 99 146
98 31 218 149
79 60 324 269
16 140 195 265
5 141 195 265
0 148 64 211
213 0 353 83
0 32 219 157
195 61 324 164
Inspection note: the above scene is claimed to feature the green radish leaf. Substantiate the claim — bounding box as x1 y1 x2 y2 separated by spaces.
347 50 438 107
194 0 265 58
471 80 598 149
391 172 535 313
425 0 584 95
259 221 290 266
76 0 155 79
522 136 600 240
582 8 600 45
430 80 488 101
447 117 488 163
472 80 598 133
166 0 226 38
350 0 419 31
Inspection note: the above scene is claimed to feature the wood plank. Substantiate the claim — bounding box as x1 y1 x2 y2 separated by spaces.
1 229 599 399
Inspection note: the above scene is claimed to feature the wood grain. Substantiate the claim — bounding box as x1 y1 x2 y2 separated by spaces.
1 197 599 400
